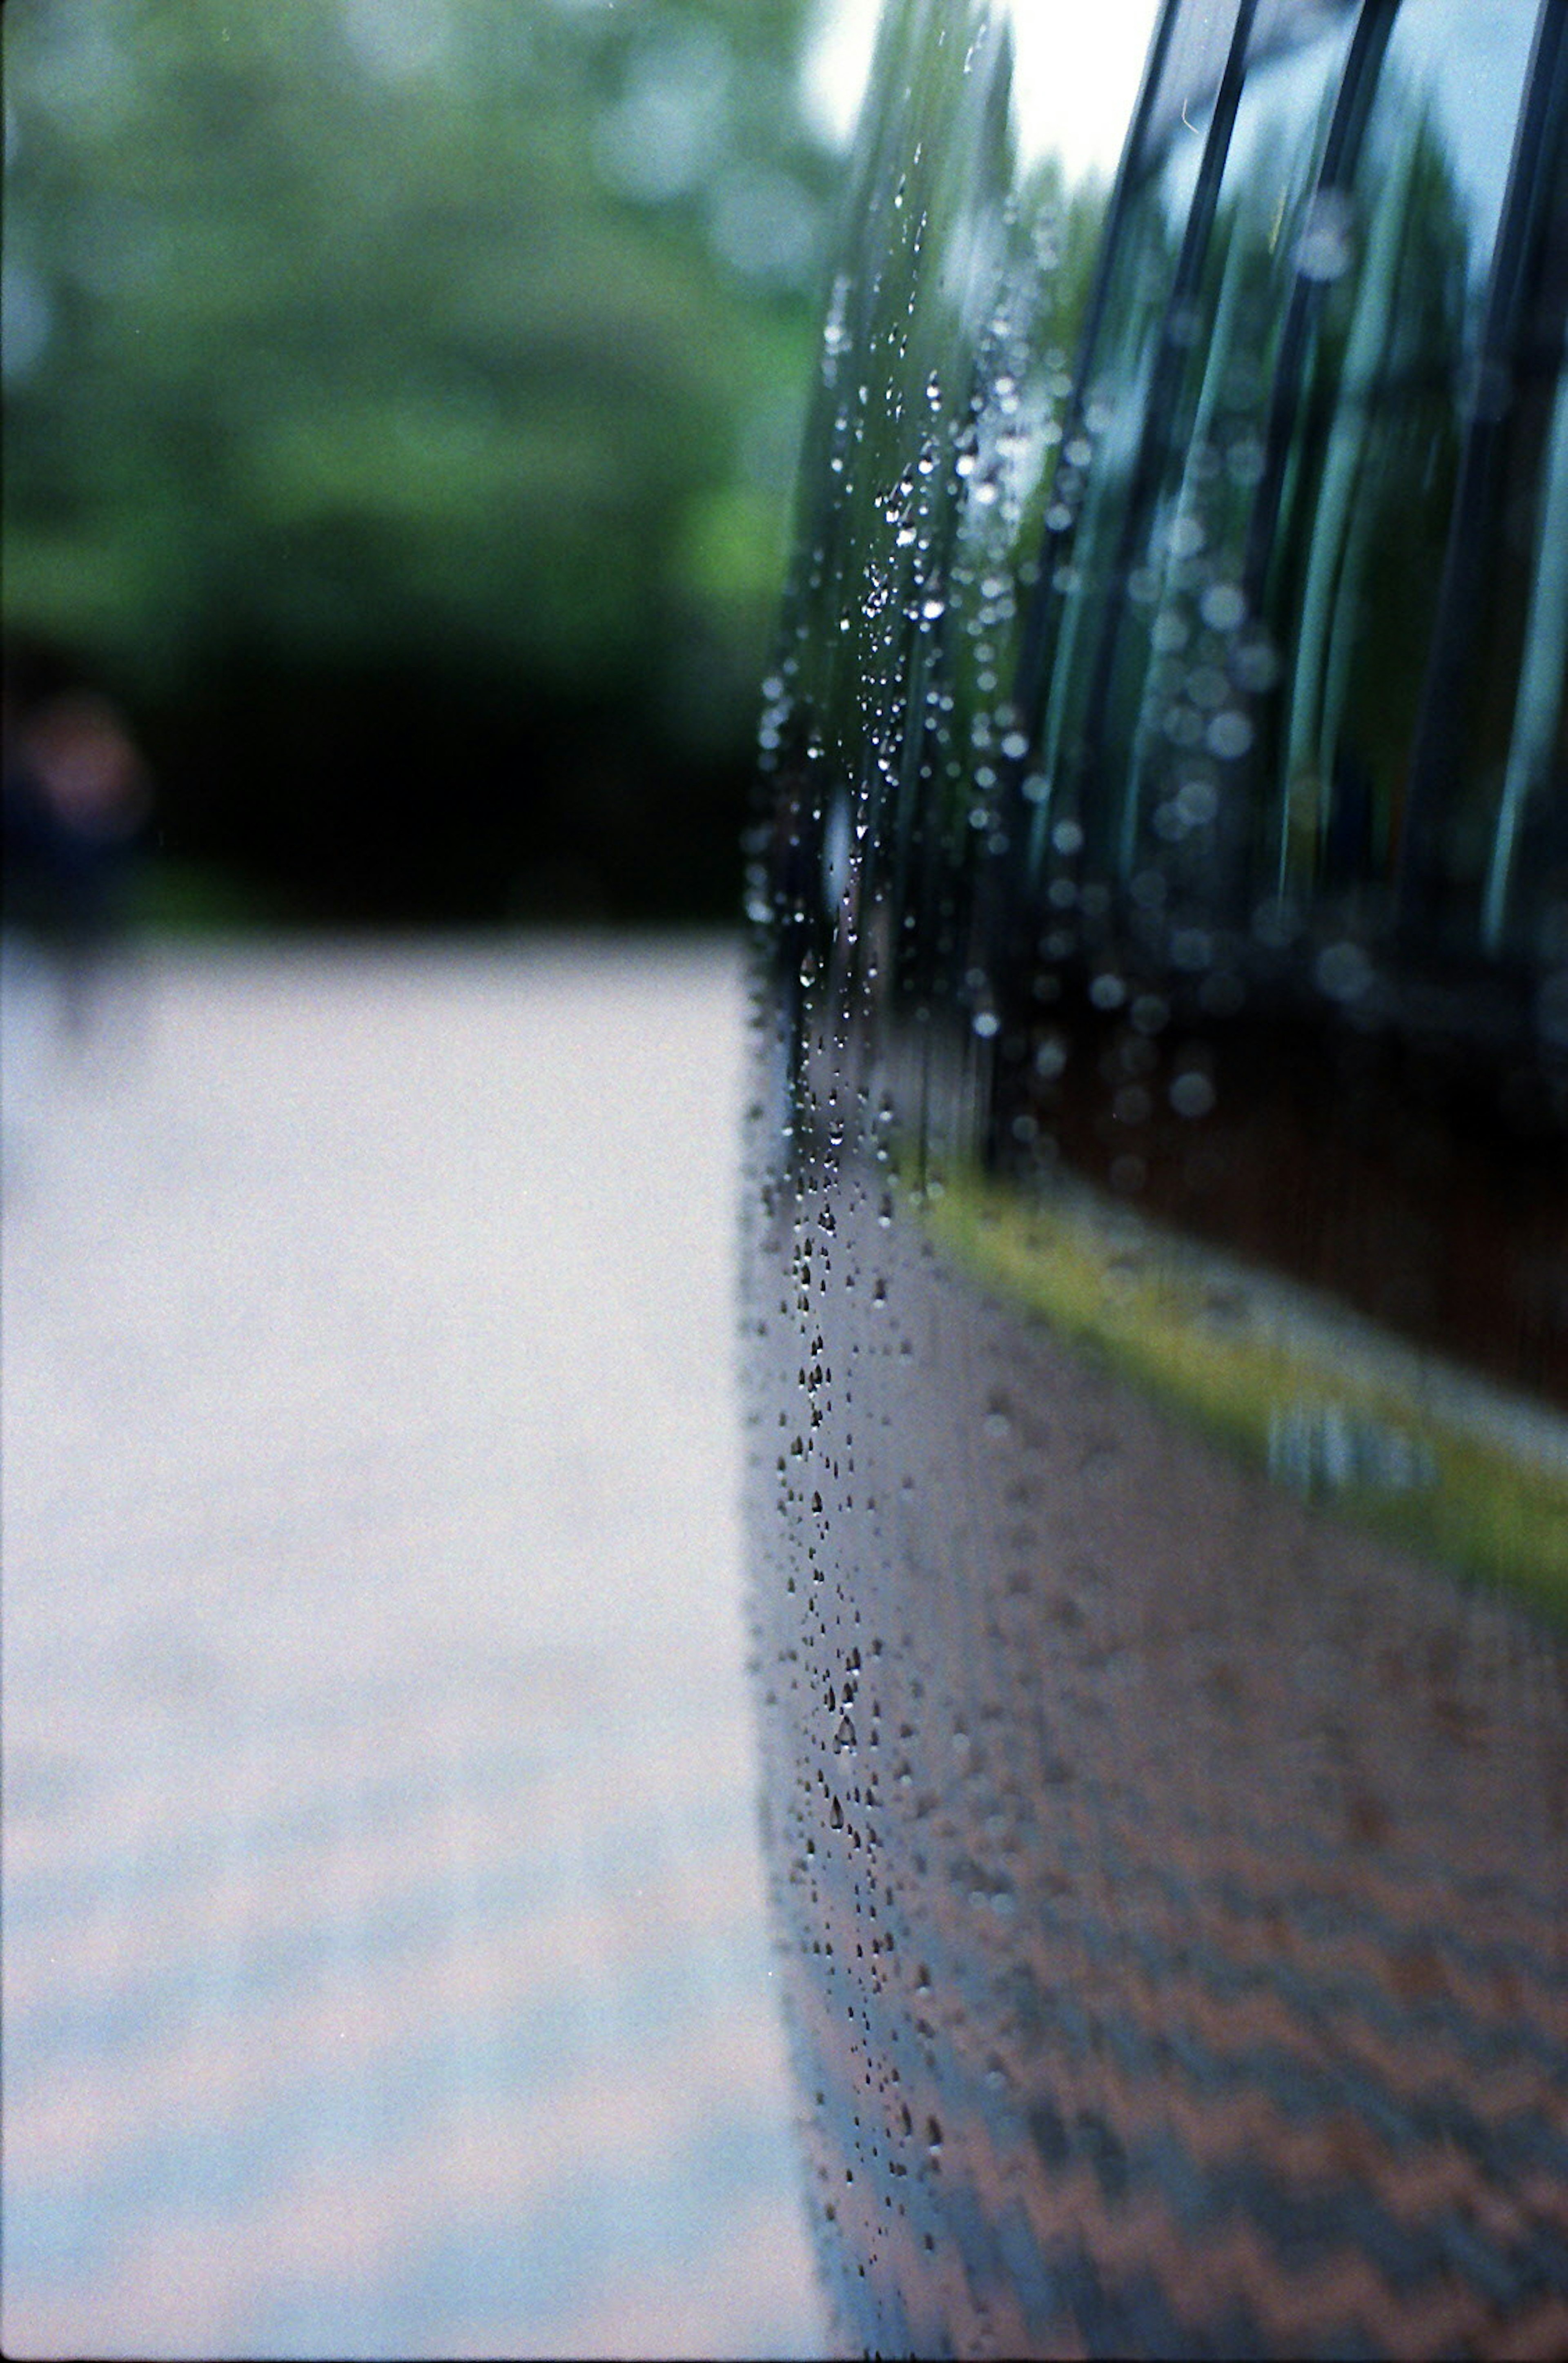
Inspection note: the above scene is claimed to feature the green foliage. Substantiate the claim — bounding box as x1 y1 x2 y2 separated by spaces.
3 0 837 913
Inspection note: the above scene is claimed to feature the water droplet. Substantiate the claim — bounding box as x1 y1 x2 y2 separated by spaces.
1200 582 1246 633
1207 709 1254 760
1232 634 1280 692
1296 189 1355 282
1176 777 1219 826
1316 940 1373 1003
1170 1069 1216 1119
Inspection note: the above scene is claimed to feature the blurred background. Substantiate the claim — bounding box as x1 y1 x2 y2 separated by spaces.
1 0 875 2353
3 0 866 927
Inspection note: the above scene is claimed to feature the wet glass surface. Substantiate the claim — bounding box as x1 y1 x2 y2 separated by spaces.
744 2 1568 2351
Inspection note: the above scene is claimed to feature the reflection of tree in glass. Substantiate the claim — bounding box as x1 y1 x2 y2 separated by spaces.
1273 102 1469 903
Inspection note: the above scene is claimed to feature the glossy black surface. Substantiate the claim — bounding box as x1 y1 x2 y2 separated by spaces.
744 2 1568 2352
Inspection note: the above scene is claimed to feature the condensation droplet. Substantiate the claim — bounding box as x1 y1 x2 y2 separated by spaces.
1200 581 1246 633
1316 940 1373 1003
1207 709 1254 760
1170 1069 1216 1118
1296 189 1355 282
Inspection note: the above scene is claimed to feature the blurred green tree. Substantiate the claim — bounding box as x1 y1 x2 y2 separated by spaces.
3 0 837 919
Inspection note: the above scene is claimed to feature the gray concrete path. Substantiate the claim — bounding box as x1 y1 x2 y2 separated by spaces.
2 939 826 2359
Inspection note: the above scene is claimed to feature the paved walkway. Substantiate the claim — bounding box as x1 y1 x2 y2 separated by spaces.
2 940 827 2360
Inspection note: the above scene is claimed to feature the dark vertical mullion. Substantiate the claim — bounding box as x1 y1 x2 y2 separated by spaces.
1240 0 1402 612
1394 0 1568 942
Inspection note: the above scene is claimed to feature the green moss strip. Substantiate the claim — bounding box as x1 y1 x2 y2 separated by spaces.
926 1172 1568 1630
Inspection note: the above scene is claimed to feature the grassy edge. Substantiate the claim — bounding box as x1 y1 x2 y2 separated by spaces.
925 1172 1568 1632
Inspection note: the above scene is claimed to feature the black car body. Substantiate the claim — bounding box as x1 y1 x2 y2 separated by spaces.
745 1 1568 2352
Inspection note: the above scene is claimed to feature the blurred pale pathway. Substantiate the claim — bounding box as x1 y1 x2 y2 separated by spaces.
2 940 827 2360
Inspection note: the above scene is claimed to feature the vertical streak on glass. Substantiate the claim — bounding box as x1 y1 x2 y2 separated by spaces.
1115 178 1255 876
1395 0 1568 939
1483 363 1568 950
1071 0 1257 852
1012 0 1183 746
1278 105 1423 894
1025 276 1155 872
1241 0 1402 617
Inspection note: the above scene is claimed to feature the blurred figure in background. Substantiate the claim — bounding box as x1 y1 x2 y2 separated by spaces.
4 685 150 1016
2 679 151 1162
